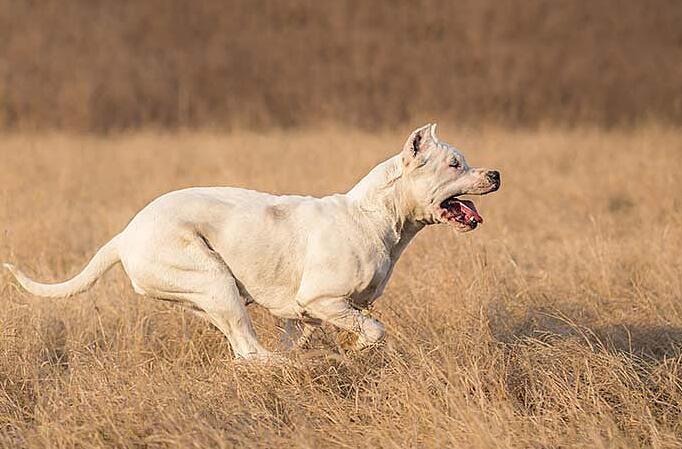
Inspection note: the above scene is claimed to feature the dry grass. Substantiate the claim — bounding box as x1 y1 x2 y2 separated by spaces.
2 0 682 131
0 126 681 448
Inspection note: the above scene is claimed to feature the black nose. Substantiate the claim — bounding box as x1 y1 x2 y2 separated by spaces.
487 170 500 184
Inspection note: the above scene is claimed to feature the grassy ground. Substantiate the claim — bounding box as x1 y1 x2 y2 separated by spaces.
0 126 681 448
3 1 682 131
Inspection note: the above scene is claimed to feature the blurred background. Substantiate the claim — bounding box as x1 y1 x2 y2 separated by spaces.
1 0 681 133
2 3 682 447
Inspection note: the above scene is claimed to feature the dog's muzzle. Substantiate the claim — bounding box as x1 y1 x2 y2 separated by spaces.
486 170 501 192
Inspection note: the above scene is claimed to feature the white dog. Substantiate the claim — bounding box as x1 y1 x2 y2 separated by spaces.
4 124 500 360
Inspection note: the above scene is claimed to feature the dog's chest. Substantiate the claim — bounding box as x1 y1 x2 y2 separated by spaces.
346 224 420 309
348 256 393 309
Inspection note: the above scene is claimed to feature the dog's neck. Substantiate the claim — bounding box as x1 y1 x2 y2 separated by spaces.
346 155 425 251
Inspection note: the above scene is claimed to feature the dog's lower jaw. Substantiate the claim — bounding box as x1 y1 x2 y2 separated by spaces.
434 217 476 232
451 221 478 232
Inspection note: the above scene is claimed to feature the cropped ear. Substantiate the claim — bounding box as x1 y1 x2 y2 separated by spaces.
401 123 439 166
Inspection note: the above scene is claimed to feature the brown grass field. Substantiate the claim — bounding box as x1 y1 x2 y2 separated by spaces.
0 126 681 448
2 0 681 131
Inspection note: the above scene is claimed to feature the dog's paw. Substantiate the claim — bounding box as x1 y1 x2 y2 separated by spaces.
336 330 359 351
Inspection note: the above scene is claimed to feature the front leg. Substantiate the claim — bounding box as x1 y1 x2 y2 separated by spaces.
301 297 385 350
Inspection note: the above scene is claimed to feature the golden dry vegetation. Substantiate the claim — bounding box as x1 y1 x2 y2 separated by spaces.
2 0 681 131
0 126 681 448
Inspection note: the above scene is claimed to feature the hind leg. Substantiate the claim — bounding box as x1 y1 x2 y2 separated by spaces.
121 230 270 360
196 277 270 359
140 273 270 360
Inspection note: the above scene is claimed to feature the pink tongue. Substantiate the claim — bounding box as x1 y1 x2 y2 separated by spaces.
459 200 483 223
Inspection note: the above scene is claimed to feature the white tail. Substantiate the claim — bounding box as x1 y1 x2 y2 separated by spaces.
4 235 121 298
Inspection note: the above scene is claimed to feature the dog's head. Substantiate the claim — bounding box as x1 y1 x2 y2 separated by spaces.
400 124 500 232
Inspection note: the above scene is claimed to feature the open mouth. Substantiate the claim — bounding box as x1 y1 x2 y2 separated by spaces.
439 196 483 229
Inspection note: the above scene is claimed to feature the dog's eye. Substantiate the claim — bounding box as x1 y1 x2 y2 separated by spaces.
449 160 461 169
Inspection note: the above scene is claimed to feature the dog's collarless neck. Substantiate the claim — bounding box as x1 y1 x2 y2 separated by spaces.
345 154 425 252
